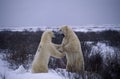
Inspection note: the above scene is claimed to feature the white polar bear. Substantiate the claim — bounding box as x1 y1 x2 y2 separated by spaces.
32 30 65 73
55 26 85 73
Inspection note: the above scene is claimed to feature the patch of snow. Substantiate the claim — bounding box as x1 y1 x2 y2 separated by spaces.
0 53 9 69
13 65 26 74
89 42 115 59
0 54 10 79
6 71 64 79
0 55 65 79
85 41 93 45
0 24 120 32
6 68 67 79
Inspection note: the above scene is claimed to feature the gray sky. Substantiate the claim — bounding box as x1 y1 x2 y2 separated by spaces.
0 0 120 27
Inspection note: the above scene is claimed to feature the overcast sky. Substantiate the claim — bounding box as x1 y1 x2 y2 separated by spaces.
0 0 120 27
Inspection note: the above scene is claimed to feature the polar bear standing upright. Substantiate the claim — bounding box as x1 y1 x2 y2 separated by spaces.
55 26 85 73
32 30 65 73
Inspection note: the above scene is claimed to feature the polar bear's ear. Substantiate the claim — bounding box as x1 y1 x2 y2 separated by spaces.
60 26 68 36
64 26 68 32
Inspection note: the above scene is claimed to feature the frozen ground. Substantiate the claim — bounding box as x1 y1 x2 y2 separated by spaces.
0 58 65 79
0 53 66 79
6 69 64 79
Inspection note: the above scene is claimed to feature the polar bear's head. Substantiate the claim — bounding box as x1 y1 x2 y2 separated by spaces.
59 26 73 37
41 30 55 42
60 26 68 35
47 31 55 38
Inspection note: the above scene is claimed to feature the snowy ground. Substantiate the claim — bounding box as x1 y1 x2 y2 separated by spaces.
6 69 64 79
0 42 119 79
0 63 65 79
0 54 66 79
0 57 84 79
0 52 103 79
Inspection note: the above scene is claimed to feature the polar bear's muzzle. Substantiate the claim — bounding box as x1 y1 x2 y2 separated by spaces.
58 30 65 37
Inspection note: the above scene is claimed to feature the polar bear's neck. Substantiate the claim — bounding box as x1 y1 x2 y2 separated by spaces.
67 30 76 38
65 29 78 42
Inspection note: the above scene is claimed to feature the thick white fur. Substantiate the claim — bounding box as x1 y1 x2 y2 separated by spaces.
55 26 85 73
32 30 65 73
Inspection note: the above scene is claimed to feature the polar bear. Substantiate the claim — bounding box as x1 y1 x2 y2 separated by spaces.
31 30 65 73
55 26 85 73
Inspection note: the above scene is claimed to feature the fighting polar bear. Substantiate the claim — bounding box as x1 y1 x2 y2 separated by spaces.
55 26 85 73
32 30 65 73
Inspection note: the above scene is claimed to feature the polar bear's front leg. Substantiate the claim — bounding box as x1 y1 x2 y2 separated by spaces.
54 44 62 49
54 44 64 53
50 45 65 58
